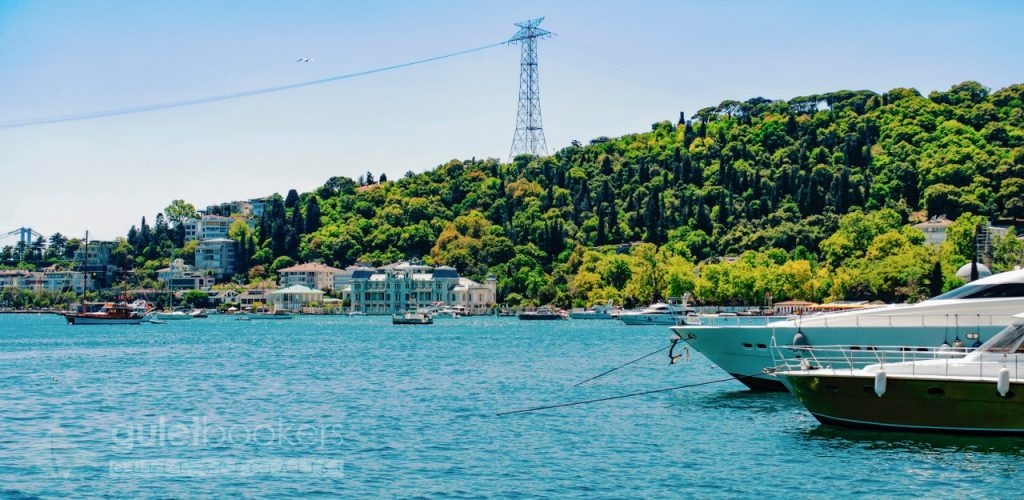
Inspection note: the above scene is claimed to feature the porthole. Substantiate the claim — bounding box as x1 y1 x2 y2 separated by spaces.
742 343 753 349
927 387 945 397
827 385 840 394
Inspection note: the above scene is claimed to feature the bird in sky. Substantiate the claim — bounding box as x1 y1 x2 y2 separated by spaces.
296 58 312 63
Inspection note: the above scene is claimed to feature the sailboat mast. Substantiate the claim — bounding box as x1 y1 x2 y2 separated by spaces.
82 231 89 312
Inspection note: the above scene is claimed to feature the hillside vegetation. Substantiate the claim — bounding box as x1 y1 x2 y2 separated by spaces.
9 81 1024 308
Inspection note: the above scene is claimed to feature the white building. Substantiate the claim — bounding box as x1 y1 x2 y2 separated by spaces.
157 258 215 290
185 215 242 242
341 261 497 315
913 216 954 246
266 285 324 311
0 269 86 294
249 196 272 217
195 238 237 280
278 262 345 291
42 270 86 294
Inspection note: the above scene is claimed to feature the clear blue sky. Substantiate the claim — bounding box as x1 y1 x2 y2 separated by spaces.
1 0 1021 241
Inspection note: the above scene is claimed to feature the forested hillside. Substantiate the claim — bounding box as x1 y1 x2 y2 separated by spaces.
8 81 1024 309
277 81 1024 307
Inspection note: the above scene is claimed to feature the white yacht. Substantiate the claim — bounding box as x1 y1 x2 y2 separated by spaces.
619 297 694 325
568 299 618 320
672 268 1024 391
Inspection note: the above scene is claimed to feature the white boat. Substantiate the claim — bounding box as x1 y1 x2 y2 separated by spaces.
393 310 433 325
773 314 1024 434
518 306 567 321
431 305 466 318
247 310 294 320
673 268 1024 391
618 297 694 325
679 311 792 327
150 310 193 320
569 299 618 320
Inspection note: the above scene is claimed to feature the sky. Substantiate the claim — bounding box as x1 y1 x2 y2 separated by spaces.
0 0 1022 242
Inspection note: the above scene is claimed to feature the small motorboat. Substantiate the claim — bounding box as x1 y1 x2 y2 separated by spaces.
393 310 433 325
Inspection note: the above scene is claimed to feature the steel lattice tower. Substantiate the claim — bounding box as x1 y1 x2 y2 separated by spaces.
508 17 551 161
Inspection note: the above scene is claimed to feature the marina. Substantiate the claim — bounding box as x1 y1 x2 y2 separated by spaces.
1 313 1022 497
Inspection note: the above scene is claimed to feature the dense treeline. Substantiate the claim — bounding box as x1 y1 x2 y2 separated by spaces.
5 81 1024 308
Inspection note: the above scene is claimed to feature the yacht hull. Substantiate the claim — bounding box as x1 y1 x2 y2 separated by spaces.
676 309 1013 391
619 314 678 325
779 372 1024 434
64 315 142 325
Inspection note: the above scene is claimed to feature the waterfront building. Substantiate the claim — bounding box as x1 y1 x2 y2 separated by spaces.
266 285 324 311
237 289 268 309
278 262 344 291
0 270 33 291
206 289 240 306
340 261 496 315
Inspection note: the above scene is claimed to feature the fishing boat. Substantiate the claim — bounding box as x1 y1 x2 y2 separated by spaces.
673 268 1024 391
518 306 567 320
393 310 433 325
618 297 694 325
568 299 618 320
773 314 1024 434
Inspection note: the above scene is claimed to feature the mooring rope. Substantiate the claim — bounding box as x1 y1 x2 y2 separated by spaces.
496 374 759 416
572 345 671 387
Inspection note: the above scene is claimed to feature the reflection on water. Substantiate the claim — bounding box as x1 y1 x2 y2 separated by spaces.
802 423 1024 456
694 387 802 414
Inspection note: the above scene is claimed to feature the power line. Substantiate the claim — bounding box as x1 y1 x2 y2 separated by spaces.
0 41 506 129
544 36 737 104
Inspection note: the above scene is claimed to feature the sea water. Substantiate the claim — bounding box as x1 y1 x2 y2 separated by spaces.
0 313 1021 498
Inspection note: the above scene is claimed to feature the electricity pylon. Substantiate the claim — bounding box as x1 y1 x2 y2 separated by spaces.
508 17 551 161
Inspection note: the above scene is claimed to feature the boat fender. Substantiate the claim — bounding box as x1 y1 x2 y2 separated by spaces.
998 367 1011 397
792 332 807 346
874 369 886 397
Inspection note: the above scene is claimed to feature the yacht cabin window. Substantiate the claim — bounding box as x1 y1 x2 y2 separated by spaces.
977 324 1024 354
929 283 1024 301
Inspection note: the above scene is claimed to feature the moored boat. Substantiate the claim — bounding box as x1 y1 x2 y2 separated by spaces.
568 299 618 320
518 306 567 320
674 268 1024 391
64 302 144 325
151 310 193 320
618 297 693 325
393 310 433 325
774 314 1024 434
248 310 294 320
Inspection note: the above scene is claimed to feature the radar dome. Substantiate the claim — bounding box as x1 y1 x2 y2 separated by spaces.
955 262 992 281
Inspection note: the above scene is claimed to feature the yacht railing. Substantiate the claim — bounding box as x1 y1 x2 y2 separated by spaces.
769 343 1024 381
800 312 1018 328
771 344 969 372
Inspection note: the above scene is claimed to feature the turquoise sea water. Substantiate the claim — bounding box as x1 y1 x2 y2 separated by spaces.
1 313 1022 498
